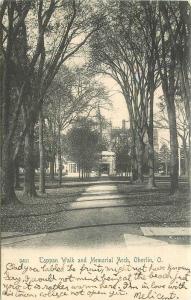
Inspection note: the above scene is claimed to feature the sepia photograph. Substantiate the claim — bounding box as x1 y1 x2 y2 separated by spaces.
0 0 191 299
1 0 191 249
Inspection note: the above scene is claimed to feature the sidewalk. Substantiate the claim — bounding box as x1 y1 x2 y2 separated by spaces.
2 183 191 248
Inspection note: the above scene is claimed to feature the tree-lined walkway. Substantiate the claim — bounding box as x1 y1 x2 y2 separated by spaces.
2 181 191 248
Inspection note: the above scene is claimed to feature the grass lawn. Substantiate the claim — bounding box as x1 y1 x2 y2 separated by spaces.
116 181 191 226
117 181 190 203
1 186 85 218
1 181 190 236
1 185 86 234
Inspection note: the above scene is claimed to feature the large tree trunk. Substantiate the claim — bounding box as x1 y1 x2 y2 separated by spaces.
23 122 37 197
136 137 144 183
181 139 188 176
49 158 55 181
57 127 62 187
1 72 19 203
124 97 138 182
1 4 19 205
1 144 18 204
189 116 191 194
14 158 20 189
147 90 156 189
166 100 179 194
165 161 168 175
188 84 191 193
39 110 45 193
129 124 138 182
147 78 156 188
131 153 138 182
131 142 138 182
58 156 62 187
157 8 180 194
147 139 156 188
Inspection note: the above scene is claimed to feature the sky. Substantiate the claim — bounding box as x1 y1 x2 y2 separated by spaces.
69 47 172 148
100 75 129 128
100 74 171 147
69 55 171 147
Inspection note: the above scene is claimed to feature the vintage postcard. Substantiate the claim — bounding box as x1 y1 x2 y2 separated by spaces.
1 0 191 299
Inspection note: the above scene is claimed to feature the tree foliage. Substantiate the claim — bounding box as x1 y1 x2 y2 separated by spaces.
66 118 100 177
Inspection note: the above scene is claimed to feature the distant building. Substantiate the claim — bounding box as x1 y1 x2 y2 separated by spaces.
98 120 129 175
55 119 128 177
101 121 112 150
99 151 116 175
65 161 79 175
53 155 79 177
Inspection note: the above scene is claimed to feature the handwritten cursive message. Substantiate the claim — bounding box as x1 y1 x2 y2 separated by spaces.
1 256 191 299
